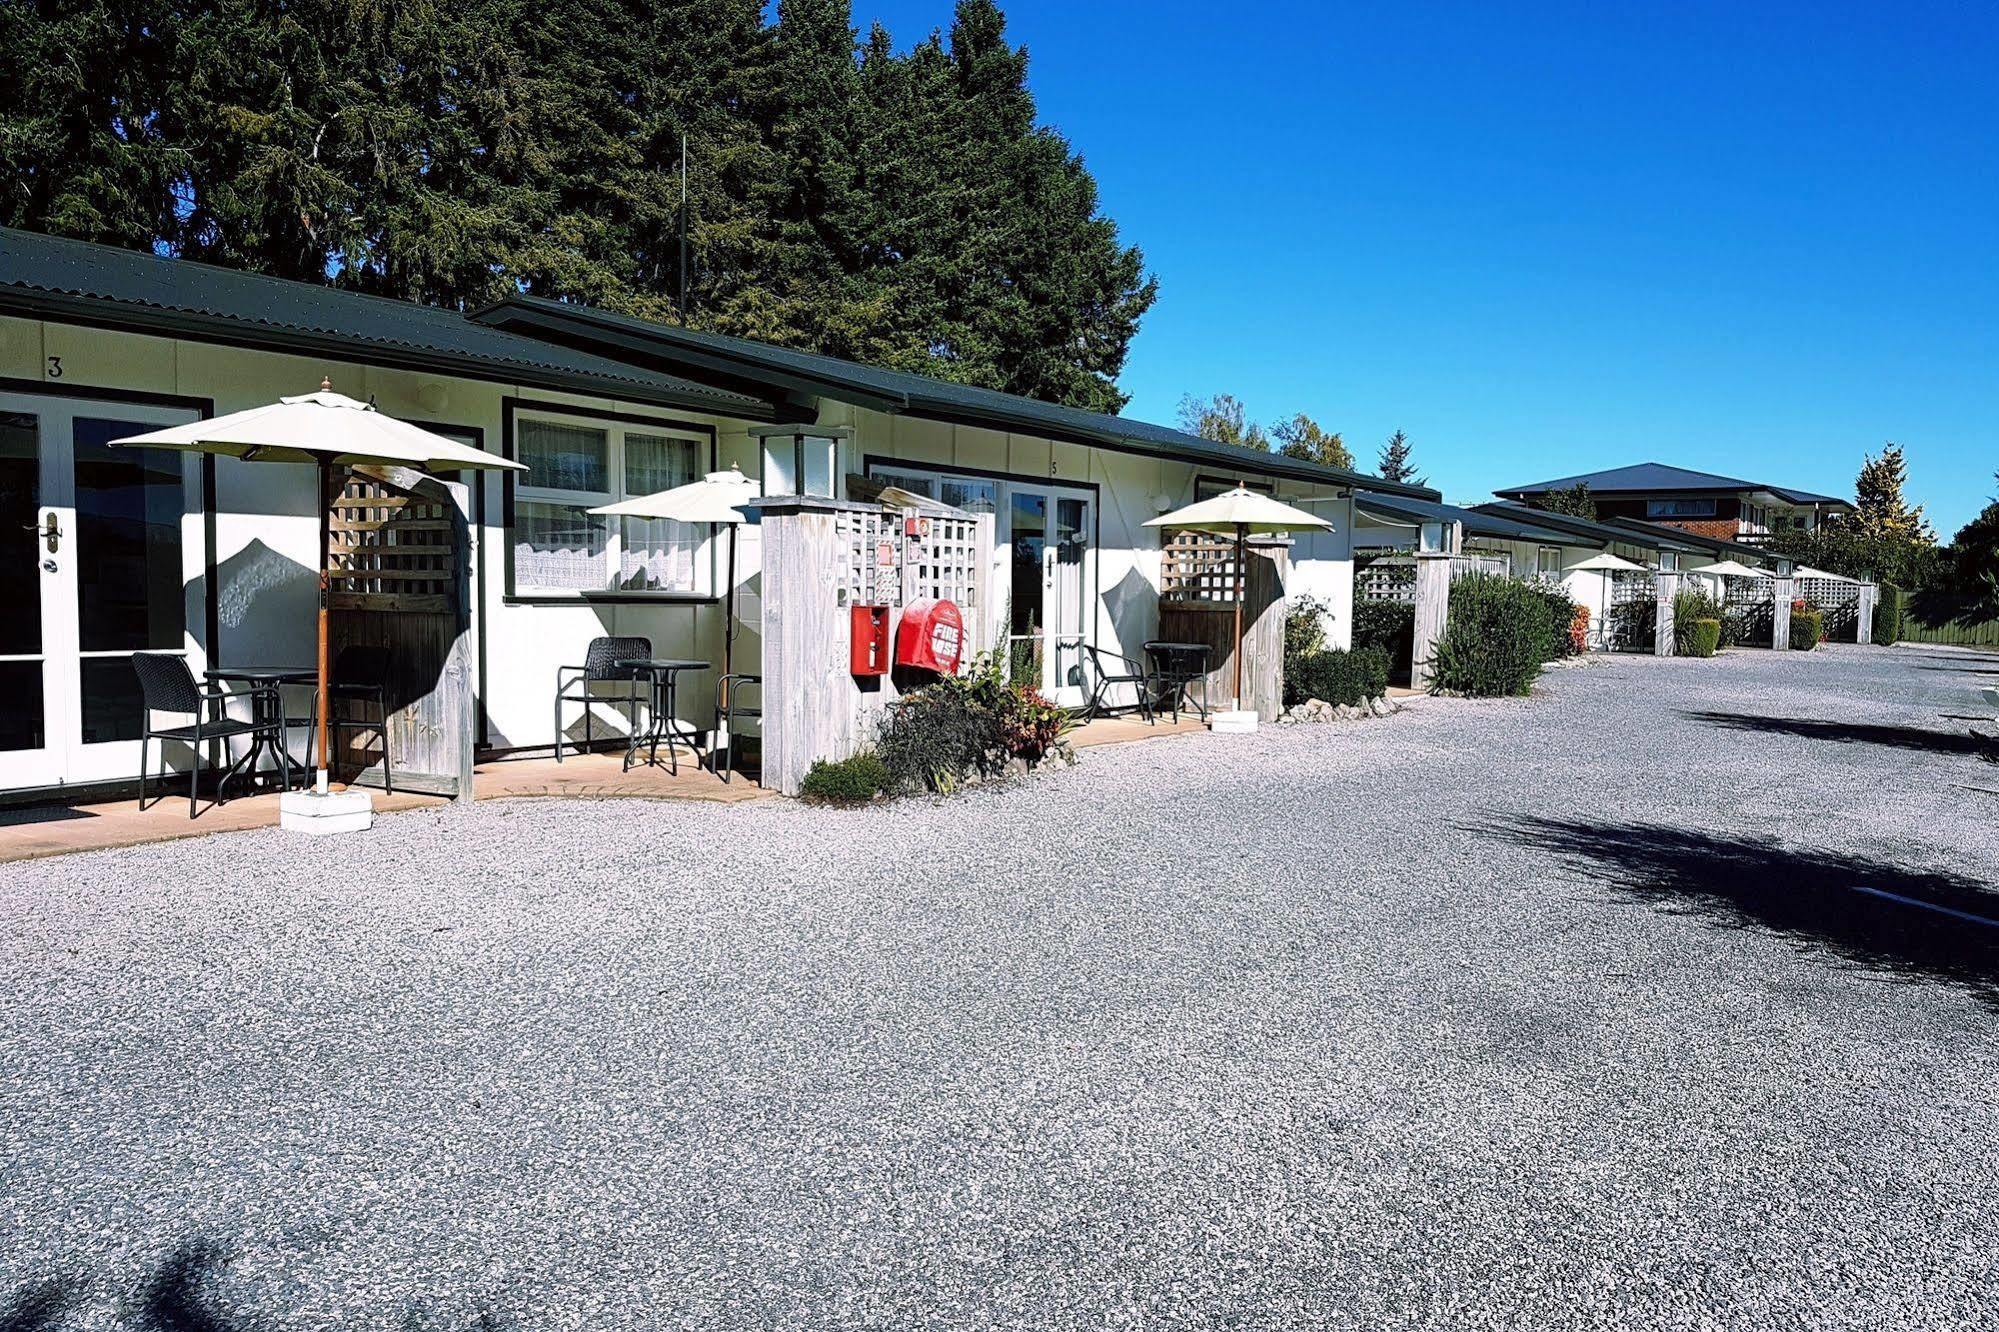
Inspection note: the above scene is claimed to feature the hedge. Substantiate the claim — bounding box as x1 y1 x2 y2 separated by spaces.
1789 605 1824 651
1872 583 1903 646
1351 601 1415 685
1684 618 1722 657
800 751 889 803
1289 646 1390 707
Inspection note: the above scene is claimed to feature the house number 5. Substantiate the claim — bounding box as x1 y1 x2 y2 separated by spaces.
45 356 62 379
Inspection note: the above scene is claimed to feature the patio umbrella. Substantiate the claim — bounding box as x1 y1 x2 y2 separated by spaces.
1791 565 1858 583
1144 485 1330 711
112 381 523 797
1565 550 1647 573
590 465 760 685
1688 559 1772 579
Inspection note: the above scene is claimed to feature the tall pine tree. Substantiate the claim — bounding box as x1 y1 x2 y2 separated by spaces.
0 0 1154 413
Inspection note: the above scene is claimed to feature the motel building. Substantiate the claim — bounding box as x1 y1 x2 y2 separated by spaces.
0 227 1439 802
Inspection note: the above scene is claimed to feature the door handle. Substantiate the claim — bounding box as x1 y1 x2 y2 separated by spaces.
25 514 60 553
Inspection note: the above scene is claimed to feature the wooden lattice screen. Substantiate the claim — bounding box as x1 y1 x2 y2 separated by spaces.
329 475 461 614
1159 530 1242 605
1356 557 1416 606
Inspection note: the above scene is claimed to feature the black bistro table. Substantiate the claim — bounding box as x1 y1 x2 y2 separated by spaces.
204 665 314 792
616 657 711 774
1143 641 1213 723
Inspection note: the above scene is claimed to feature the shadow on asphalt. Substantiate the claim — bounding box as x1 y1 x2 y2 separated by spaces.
1909 664 1999 675
2 1242 515 1332
1682 709 1999 762
1481 817 1999 1011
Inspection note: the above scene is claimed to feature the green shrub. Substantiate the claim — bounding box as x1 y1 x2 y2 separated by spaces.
1789 603 1824 650
1352 601 1414 684
1873 582 1903 645
1289 646 1390 707
1518 580 1582 662
875 654 1074 795
800 751 889 804
1283 597 1331 704
1430 573 1549 697
1684 618 1722 658
1670 586 1725 654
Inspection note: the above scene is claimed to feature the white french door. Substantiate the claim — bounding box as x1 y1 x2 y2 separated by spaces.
1006 484 1093 706
0 393 204 791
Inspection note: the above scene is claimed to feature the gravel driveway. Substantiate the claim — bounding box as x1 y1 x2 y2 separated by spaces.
4 644 1996 1330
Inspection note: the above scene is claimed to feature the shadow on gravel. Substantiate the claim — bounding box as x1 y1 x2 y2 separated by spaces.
1483 817 1999 1011
1683 709 1999 762
1909 664 1999 675
0 1276 78 1332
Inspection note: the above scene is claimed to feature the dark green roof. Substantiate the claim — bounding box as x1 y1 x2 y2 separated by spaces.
0 227 769 416
1356 490 1587 546
1473 500 1711 553
474 296 1441 499
1497 461 1851 509
1599 516 1784 564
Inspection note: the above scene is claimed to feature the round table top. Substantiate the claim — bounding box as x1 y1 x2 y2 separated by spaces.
205 665 315 682
615 657 711 671
1144 641 1211 654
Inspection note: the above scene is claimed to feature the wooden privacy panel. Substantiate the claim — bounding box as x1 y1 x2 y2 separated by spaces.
1159 530 1241 605
326 468 475 799
1158 538 1289 721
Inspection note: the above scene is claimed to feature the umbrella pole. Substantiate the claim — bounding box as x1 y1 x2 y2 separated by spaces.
315 457 332 795
1232 524 1245 710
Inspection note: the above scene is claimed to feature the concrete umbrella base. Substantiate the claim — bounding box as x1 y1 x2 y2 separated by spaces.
1210 709 1259 734
280 788 375 836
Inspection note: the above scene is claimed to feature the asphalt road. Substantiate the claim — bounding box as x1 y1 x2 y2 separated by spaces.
4 643 1995 1330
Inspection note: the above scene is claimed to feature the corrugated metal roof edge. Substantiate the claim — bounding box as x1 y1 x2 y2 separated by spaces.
476 296 1443 501
0 238 771 417
1473 501 1712 553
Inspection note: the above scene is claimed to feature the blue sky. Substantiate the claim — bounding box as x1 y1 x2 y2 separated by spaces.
856 1 1997 532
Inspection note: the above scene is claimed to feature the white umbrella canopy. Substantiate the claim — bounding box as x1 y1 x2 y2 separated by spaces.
1143 486 1332 536
1689 559 1772 579
589 465 758 524
1146 486 1330 716
590 466 762 722
1791 565 1859 583
1566 550 1647 573
111 381 524 799
112 388 524 473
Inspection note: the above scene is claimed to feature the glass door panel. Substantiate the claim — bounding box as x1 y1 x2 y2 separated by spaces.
1048 496 1088 702
0 393 201 791
0 413 49 778
1008 492 1047 689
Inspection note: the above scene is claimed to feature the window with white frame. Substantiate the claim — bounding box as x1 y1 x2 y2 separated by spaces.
868 465 999 513
511 413 710 596
1535 545 1565 576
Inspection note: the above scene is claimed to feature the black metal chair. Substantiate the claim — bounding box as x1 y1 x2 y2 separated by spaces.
133 653 289 817
1078 644 1155 723
711 673 761 783
307 645 395 794
554 636 650 762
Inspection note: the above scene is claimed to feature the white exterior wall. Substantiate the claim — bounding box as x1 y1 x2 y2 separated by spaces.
3 313 1364 783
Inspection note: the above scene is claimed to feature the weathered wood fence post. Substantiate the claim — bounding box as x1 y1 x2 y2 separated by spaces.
1772 575 1795 650
1411 552 1450 691
1856 583 1878 644
1653 571 1678 657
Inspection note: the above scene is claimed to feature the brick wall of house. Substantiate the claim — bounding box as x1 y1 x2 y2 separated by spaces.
1650 517 1744 541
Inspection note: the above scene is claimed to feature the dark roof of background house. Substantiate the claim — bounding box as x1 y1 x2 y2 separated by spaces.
1494 461 1850 507
0 227 768 416
1355 490 1585 546
1473 500 1711 553
473 295 1441 499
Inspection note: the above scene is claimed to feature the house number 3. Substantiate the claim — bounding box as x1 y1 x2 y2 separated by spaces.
45 356 62 379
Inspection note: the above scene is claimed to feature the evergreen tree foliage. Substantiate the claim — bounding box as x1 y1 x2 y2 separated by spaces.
1853 443 1934 544
0 0 1155 412
1375 429 1422 485
1274 414 1354 470
1177 393 1270 451
1536 483 1598 522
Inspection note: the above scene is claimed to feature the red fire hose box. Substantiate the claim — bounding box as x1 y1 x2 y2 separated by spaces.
850 604 891 676
895 597 966 675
